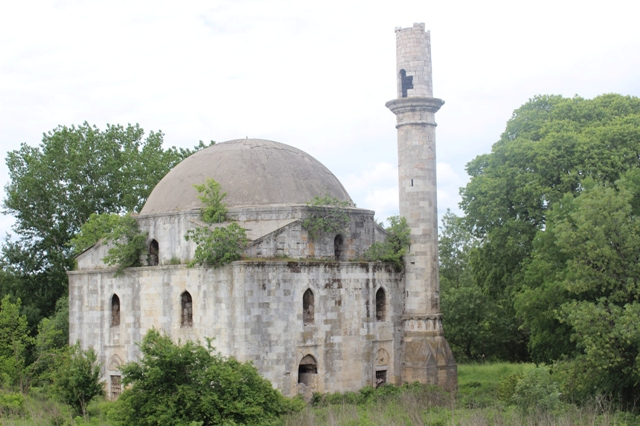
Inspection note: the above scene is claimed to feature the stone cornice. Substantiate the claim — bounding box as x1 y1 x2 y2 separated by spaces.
385 97 445 115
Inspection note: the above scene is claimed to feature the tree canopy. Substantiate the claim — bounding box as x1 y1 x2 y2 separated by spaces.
453 93 640 399
461 94 640 295
1 123 211 327
517 171 640 402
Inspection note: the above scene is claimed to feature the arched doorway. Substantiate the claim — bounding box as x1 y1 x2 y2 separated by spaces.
298 354 318 386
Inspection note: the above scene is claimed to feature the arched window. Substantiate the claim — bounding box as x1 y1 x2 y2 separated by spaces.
181 291 193 327
111 294 120 327
149 240 159 266
298 354 318 385
334 235 343 261
303 289 314 325
375 288 386 321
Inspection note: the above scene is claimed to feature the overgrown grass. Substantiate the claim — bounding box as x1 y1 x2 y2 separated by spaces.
457 362 534 408
281 363 640 426
3 364 640 425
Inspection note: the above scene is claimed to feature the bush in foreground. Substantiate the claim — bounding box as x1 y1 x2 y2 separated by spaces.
109 329 298 426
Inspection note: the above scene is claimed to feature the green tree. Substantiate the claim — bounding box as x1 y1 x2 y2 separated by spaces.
55 344 104 418
71 213 148 275
439 211 526 361
0 296 33 392
185 222 247 268
518 171 640 402
460 94 640 361
110 329 293 426
364 216 410 268
193 178 228 223
28 297 69 387
302 195 354 240
1 123 211 325
184 179 246 268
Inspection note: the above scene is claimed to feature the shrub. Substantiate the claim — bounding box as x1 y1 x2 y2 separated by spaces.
0 295 33 392
54 344 104 418
0 391 25 413
193 178 228 224
302 195 354 240
109 329 294 426
186 179 247 268
364 216 411 268
71 213 147 275
185 222 247 267
497 372 523 404
512 367 561 413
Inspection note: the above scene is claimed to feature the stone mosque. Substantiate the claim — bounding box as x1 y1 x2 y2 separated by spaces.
68 23 457 399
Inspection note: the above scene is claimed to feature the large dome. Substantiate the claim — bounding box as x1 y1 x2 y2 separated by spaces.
140 139 352 215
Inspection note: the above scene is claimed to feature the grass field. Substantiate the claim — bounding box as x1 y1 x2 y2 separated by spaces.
281 363 639 426
2 363 639 425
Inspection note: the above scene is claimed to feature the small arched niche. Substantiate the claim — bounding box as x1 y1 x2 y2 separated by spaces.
375 287 386 322
181 291 193 327
334 235 344 261
298 354 318 386
149 239 159 266
303 289 314 325
111 294 120 327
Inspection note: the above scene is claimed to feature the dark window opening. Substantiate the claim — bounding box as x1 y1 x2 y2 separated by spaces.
149 240 159 266
298 355 318 385
376 288 386 321
303 289 314 325
111 294 120 327
110 375 122 399
334 234 344 261
181 291 193 327
410 179 414 187
376 370 387 388
400 69 413 98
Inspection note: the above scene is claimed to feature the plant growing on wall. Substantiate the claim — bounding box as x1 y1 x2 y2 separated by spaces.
185 179 246 268
70 213 147 275
364 216 411 268
194 178 228 223
302 195 354 240
185 223 246 267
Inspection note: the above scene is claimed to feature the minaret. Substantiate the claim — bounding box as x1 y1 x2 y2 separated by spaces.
386 23 457 390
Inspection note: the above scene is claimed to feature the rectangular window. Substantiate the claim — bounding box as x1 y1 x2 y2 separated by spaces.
376 370 387 387
110 375 122 399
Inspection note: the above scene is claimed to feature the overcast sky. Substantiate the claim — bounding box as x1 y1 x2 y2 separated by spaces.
1 0 639 236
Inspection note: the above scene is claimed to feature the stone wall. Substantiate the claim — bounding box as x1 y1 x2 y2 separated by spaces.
68 261 404 397
76 206 386 271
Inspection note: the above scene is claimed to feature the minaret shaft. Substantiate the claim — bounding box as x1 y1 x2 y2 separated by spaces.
386 23 457 391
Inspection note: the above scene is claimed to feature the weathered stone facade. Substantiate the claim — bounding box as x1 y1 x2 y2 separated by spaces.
69 260 403 397
69 23 457 399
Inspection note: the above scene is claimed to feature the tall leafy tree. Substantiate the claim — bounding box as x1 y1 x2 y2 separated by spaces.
0 295 33 392
518 170 640 402
459 94 640 361
461 94 640 295
2 123 211 325
439 211 527 361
